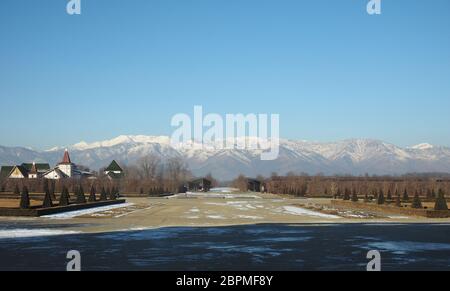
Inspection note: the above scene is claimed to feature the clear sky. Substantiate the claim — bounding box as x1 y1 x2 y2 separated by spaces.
1 0 449 150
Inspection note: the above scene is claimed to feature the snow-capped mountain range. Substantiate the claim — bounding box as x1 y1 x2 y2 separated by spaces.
1 135 450 180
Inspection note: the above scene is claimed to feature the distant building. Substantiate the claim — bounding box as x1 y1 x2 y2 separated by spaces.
104 160 124 179
188 178 212 192
8 165 29 179
0 166 14 179
43 149 92 180
247 178 262 192
23 163 51 178
0 163 50 179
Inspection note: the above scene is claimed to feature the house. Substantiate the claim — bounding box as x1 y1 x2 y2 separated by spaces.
104 160 124 179
187 178 212 192
0 166 14 179
247 178 262 192
43 149 92 180
22 163 51 178
0 163 50 179
8 165 29 179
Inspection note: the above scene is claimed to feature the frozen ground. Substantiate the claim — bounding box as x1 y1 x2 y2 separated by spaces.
281 206 341 219
0 193 449 239
0 229 81 239
41 203 135 219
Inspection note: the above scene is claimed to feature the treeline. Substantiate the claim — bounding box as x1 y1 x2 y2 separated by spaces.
259 175 450 199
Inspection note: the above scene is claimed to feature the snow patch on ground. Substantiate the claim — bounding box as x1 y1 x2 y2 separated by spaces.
207 215 226 220
0 229 80 239
283 206 341 219
41 203 134 219
236 215 263 220
388 216 410 219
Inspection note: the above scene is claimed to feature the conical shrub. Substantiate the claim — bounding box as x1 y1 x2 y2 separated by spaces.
387 190 393 201
88 186 96 202
14 185 20 196
402 189 409 202
42 188 53 208
100 187 107 201
435 189 448 211
76 186 86 204
411 192 423 209
109 187 116 200
59 186 70 206
20 186 30 209
377 189 385 205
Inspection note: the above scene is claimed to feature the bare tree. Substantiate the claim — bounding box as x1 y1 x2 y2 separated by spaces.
163 157 192 192
138 154 162 181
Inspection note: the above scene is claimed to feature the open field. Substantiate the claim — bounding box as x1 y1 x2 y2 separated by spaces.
0 199 42 208
0 192 449 236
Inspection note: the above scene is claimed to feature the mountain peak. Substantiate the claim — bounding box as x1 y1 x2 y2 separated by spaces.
70 135 171 151
410 143 434 150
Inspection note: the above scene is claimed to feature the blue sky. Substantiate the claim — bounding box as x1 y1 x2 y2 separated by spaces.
1 0 449 150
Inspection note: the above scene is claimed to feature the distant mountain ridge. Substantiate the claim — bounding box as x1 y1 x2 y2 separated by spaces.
1 135 450 180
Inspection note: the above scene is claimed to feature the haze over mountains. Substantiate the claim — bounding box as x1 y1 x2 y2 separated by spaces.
1 135 450 180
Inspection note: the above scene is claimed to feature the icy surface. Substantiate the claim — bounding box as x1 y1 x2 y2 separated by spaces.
41 203 134 219
0 229 80 239
282 206 341 219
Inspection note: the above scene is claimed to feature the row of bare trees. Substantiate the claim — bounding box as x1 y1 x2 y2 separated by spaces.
265 175 450 198
120 155 193 194
231 174 450 199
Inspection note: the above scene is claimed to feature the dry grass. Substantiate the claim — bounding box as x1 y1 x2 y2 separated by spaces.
0 199 42 208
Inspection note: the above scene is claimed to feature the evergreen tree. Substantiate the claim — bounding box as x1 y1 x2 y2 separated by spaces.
100 187 107 201
76 185 86 204
387 190 393 201
411 192 423 209
377 189 385 205
109 187 116 200
49 181 56 200
336 188 341 198
106 188 112 200
14 184 20 196
402 189 409 202
395 195 402 207
59 186 70 206
42 187 53 208
351 189 358 202
20 186 30 209
435 189 448 211
88 186 96 202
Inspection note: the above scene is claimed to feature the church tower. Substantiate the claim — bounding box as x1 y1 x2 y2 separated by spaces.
58 149 73 177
